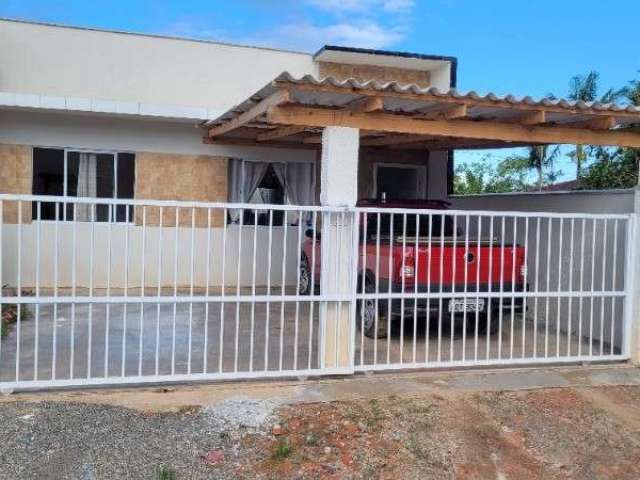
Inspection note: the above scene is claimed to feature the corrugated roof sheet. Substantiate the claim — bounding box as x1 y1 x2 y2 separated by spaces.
275 72 640 113
206 72 640 126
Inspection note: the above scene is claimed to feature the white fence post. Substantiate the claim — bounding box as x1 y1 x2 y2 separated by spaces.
629 188 640 364
319 126 359 369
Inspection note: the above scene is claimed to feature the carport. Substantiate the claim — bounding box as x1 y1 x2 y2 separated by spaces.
204 72 640 372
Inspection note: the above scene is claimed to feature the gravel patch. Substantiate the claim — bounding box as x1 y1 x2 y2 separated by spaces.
202 396 283 432
0 401 234 479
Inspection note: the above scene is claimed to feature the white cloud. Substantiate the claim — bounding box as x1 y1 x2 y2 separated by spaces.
304 0 414 13
159 0 415 52
381 0 415 12
276 21 406 50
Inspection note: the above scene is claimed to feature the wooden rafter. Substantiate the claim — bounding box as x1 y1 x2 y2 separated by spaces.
208 89 290 137
344 95 384 113
361 134 437 146
266 105 640 148
565 116 617 130
256 125 307 142
302 129 382 145
512 110 546 125
203 135 317 150
418 103 467 120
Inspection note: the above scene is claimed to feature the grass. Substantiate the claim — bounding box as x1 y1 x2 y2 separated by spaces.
366 398 386 429
1 303 31 338
155 465 177 480
272 440 293 460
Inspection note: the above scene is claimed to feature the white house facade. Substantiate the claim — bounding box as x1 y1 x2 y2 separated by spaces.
1 18 639 390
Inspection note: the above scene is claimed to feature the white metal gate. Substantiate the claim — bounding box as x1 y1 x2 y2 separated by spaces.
0 194 635 391
0 194 356 391
353 206 635 371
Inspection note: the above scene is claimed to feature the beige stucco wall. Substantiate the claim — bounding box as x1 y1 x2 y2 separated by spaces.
0 143 32 223
134 152 228 227
319 61 431 88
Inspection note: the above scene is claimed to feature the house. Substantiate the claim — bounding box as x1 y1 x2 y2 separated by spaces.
0 18 639 390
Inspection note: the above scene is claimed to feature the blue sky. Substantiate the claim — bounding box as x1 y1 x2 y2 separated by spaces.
2 0 638 180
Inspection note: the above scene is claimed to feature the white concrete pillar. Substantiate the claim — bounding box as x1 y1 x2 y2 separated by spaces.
319 126 359 369
629 187 640 364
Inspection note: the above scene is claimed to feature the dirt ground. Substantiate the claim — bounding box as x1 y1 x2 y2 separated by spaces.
1 380 640 479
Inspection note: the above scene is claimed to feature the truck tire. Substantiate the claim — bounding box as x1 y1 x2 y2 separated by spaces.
357 274 388 339
298 254 312 295
468 304 499 335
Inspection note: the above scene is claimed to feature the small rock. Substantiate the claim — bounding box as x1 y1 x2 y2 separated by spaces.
272 424 285 436
324 446 332 455
203 449 225 465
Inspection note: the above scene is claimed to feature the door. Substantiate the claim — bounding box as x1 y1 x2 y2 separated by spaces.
374 164 427 200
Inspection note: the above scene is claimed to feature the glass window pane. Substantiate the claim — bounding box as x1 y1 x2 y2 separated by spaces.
32 147 64 220
116 153 135 221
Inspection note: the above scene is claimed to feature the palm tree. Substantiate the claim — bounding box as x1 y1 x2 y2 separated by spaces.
526 145 561 191
619 72 640 106
619 73 640 182
567 72 600 180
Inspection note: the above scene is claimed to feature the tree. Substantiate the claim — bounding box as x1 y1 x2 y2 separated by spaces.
578 148 639 189
567 72 599 180
619 72 640 106
526 145 561 190
566 71 628 185
453 152 560 194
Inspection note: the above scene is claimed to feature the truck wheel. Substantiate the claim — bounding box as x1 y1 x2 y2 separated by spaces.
469 305 499 335
299 255 311 295
358 275 388 339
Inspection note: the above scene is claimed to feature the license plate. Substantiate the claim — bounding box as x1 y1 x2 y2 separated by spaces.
448 298 485 313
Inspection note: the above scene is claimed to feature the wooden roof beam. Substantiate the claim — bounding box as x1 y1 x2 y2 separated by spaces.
302 129 382 144
418 103 467 120
256 125 308 142
361 134 437 146
266 105 640 148
565 115 617 130
513 110 546 125
344 95 384 113
208 89 290 137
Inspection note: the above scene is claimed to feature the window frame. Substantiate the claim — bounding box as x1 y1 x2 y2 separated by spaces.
231 158 317 227
372 162 428 199
31 146 136 223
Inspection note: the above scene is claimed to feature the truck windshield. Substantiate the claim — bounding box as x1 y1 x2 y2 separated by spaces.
364 212 458 238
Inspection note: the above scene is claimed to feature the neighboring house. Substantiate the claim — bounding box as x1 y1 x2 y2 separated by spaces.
539 180 579 192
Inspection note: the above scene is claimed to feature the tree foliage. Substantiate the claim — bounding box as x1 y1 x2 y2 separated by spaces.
579 148 639 190
454 154 562 194
454 70 639 195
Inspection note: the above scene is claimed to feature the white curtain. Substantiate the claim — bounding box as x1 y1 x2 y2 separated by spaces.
272 162 314 225
228 159 269 223
75 152 97 221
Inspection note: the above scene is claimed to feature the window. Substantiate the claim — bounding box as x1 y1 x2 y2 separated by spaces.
228 159 315 225
374 163 427 200
32 147 135 221
245 165 286 225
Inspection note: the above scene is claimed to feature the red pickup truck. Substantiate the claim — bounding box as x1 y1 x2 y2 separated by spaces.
299 199 527 338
